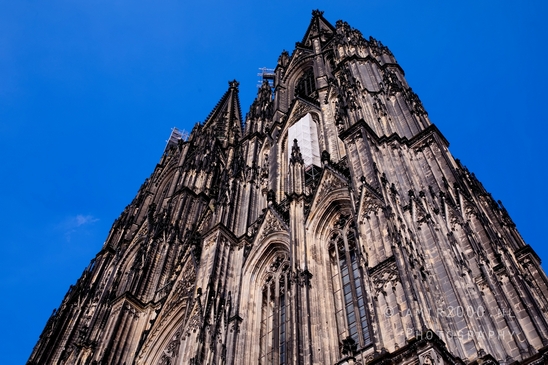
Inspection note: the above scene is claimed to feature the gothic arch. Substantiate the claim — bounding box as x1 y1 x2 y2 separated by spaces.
308 197 353 242
243 235 290 280
114 235 147 296
152 165 178 206
239 238 290 364
306 170 352 236
306 196 373 354
324 216 373 349
135 253 196 365
283 57 314 89
137 319 184 365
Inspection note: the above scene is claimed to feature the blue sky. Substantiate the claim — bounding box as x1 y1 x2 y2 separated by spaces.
1 1 547 363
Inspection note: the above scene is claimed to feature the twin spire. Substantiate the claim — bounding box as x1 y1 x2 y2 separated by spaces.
199 10 333 145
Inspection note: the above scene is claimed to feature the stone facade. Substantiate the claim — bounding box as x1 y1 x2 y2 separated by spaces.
29 11 548 365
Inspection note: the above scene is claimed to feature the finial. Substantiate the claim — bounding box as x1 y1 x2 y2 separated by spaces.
228 80 240 90
312 9 324 18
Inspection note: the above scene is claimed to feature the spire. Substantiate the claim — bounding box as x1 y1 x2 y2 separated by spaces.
203 80 243 146
299 9 336 48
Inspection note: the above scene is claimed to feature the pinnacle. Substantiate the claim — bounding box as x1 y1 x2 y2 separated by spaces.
312 9 324 18
290 139 304 165
228 79 239 90
202 81 243 144
300 9 335 47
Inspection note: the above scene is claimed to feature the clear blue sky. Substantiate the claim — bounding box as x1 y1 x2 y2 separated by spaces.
1 1 547 363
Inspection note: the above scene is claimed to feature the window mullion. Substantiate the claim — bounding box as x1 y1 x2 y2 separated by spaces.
268 282 274 364
347 228 372 348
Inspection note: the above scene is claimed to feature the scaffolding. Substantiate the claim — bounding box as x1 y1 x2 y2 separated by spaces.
257 67 275 88
288 114 321 167
164 127 189 151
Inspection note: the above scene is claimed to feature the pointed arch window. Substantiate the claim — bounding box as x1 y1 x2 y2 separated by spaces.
329 216 372 348
295 67 316 99
259 253 291 365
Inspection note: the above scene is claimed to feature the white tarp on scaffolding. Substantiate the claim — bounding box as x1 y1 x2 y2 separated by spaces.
288 113 321 167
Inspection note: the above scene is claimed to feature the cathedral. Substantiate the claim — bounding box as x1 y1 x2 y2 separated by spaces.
29 10 548 365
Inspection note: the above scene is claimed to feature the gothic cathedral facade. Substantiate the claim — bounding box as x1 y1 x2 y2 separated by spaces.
29 11 548 365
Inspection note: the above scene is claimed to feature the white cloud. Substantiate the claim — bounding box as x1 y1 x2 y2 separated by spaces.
57 214 99 241
74 214 99 227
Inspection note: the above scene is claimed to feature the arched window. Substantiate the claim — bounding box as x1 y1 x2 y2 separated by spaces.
259 253 291 365
295 68 316 99
328 215 372 348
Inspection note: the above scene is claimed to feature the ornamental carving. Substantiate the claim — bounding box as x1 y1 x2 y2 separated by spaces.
297 268 313 287
369 257 399 296
372 95 388 117
413 136 435 153
360 190 383 223
419 349 442 365
266 253 289 274
448 209 463 230
405 88 427 116
164 261 196 316
381 69 403 96
413 200 431 228
157 331 181 365
204 237 216 250
316 174 346 203
186 302 203 336
259 214 285 242
290 103 314 126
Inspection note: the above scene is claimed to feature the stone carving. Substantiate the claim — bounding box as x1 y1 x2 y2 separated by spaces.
186 301 203 337
381 69 403 96
163 261 196 317
290 102 315 126
413 136 435 153
29 12 548 365
297 268 313 287
157 331 181 365
267 253 289 274
340 335 358 356
259 214 285 242
360 189 383 222
419 349 442 365
372 94 388 116
204 237 216 250
405 88 427 116
370 257 399 297
316 173 346 203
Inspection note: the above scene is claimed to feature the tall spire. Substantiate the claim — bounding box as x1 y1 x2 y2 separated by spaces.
29 12 548 365
202 80 243 146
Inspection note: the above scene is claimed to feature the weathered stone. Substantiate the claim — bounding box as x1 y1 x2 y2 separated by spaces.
28 11 548 365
